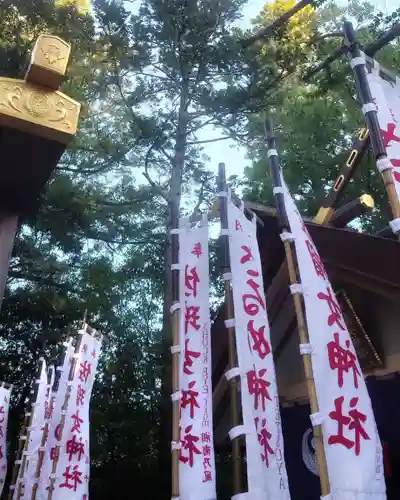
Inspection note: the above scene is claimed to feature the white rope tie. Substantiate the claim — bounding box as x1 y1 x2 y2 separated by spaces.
170 345 180 355
290 284 303 295
310 412 324 427
362 102 377 115
350 55 365 68
225 367 241 381
171 441 181 451
171 391 181 402
268 149 278 158
171 263 183 271
389 218 400 234
218 191 229 198
220 228 229 236
377 157 393 173
170 303 181 314
222 272 232 281
232 494 250 500
273 186 284 195
170 228 180 235
321 495 333 500
229 425 247 440
224 318 235 329
280 231 294 243
299 343 313 355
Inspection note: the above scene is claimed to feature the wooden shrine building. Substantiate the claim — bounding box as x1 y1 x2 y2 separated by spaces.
211 203 400 499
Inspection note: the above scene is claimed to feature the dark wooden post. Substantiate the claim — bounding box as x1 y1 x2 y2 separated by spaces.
0 35 81 311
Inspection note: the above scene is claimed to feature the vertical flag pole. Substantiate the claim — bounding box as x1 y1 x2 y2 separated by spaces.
217 163 243 495
170 200 180 500
46 328 84 500
264 119 331 497
12 358 45 500
343 20 400 238
31 341 70 500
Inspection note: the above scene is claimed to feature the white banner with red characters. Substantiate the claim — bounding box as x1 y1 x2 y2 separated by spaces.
0 385 11 495
52 331 102 499
227 198 290 499
367 63 400 199
178 217 216 500
37 340 74 499
281 178 386 499
20 358 48 498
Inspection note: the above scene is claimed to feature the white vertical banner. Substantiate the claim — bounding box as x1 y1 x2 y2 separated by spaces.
0 385 11 495
282 177 386 500
367 63 400 199
227 198 290 499
178 217 216 500
37 340 74 499
21 359 48 497
52 331 102 499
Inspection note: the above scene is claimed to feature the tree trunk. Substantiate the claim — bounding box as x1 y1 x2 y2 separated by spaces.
158 87 189 498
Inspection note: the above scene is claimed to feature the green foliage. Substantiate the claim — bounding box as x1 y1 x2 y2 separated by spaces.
243 0 400 232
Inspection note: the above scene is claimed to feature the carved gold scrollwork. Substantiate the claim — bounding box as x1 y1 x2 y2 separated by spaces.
0 77 80 143
0 83 23 113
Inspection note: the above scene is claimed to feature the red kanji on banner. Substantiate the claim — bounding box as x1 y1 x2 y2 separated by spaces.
183 339 201 375
60 465 83 491
235 220 243 232
203 457 211 468
247 368 271 411
203 471 212 483
180 425 201 467
181 381 200 419
247 320 271 360
71 409 84 433
76 385 86 407
66 434 85 462
78 361 92 383
201 432 211 443
381 122 400 148
242 270 265 316
185 265 200 298
203 445 211 456
255 417 274 468
305 240 328 280
191 242 202 258
184 305 201 334
317 287 346 331
328 396 370 456
240 245 253 264
327 333 361 389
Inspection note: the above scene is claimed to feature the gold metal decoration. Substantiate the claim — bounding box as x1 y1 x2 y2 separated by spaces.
25 35 71 90
0 78 80 143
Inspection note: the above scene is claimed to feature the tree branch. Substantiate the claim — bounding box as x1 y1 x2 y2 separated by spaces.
187 136 231 146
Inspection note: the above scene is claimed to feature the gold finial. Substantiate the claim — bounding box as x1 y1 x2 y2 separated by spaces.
359 193 374 209
25 35 71 90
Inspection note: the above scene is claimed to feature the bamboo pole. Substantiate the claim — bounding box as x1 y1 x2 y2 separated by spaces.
8 412 30 500
343 20 400 239
31 340 72 500
46 326 85 500
170 199 180 500
10 358 44 500
217 163 244 495
264 119 331 497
